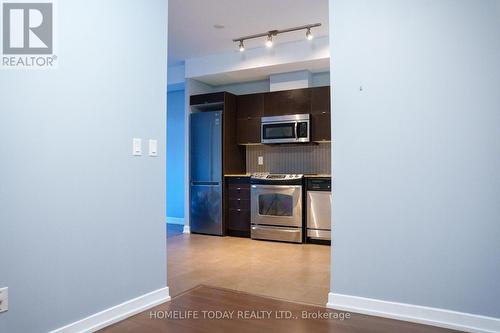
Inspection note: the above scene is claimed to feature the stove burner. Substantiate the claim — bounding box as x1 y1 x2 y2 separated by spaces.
267 174 286 179
251 173 303 181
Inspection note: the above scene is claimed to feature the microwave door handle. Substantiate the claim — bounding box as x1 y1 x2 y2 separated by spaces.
294 122 298 140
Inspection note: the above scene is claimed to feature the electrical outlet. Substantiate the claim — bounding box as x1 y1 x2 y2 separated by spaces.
0 287 8 313
258 156 264 165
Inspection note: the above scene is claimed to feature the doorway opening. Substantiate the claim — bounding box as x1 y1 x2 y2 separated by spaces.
165 0 332 307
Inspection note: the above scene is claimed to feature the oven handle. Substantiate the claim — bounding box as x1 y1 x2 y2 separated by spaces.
251 185 302 190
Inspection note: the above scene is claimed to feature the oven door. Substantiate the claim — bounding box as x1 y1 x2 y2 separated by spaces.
251 185 302 227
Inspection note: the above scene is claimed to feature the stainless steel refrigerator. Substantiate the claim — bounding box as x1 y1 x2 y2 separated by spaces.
189 111 223 235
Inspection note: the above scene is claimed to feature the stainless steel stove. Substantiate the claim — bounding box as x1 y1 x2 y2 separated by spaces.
250 173 304 243
251 172 303 181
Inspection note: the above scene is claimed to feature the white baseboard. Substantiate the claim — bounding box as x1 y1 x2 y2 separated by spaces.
183 225 190 234
166 217 185 225
327 292 500 333
50 287 170 333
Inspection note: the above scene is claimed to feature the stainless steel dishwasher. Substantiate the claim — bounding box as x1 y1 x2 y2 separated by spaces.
306 178 332 243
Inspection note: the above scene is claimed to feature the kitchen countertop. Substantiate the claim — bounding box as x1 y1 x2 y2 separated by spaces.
304 174 332 178
225 173 331 178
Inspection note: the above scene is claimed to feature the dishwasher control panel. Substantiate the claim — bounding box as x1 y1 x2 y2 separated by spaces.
306 178 331 191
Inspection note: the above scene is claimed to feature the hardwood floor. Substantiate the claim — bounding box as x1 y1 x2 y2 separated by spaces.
167 232 330 305
99 285 462 333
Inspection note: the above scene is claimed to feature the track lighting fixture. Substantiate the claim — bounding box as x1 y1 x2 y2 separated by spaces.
233 23 321 52
265 34 273 48
306 28 313 40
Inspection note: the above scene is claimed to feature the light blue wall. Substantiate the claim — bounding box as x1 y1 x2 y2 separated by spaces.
330 0 500 318
0 0 168 332
167 89 185 218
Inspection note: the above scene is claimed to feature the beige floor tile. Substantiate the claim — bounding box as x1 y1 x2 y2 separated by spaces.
167 233 331 305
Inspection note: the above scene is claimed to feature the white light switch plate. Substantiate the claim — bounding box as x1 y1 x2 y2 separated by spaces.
149 139 158 157
132 138 142 156
0 287 8 313
258 156 264 165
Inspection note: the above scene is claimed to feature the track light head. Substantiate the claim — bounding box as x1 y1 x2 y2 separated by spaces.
266 34 273 48
239 40 245 52
306 28 313 40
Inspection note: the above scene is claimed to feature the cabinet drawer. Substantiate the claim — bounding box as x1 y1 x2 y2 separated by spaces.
227 209 251 232
228 188 250 199
226 176 250 182
228 183 250 190
229 198 250 210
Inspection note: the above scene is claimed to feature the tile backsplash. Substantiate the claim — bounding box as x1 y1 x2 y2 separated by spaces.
246 143 331 174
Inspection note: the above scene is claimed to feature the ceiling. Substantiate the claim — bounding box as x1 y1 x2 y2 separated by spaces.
195 58 330 86
168 0 329 66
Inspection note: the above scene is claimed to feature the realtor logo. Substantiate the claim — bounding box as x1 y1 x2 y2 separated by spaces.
1 1 56 68
3 2 53 54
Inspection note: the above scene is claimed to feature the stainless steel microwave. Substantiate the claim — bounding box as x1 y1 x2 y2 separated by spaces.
261 114 310 144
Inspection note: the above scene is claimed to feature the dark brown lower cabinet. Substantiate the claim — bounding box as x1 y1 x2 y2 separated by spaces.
311 112 331 142
227 187 250 199
224 176 251 237
227 209 251 234
228 198 250 209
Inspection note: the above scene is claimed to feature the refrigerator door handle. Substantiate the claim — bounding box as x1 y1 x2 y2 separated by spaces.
191 181 220 186
209 117 213 181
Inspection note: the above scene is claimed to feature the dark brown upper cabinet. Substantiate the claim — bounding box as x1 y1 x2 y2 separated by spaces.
236 118 261 144
222 93 246 174
236 93 264 144
311 86 331 141
263 88 311 116
190 92 225 106
237 93 264 119
311 113 331 141
235 86 331 144
311 86 331 115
